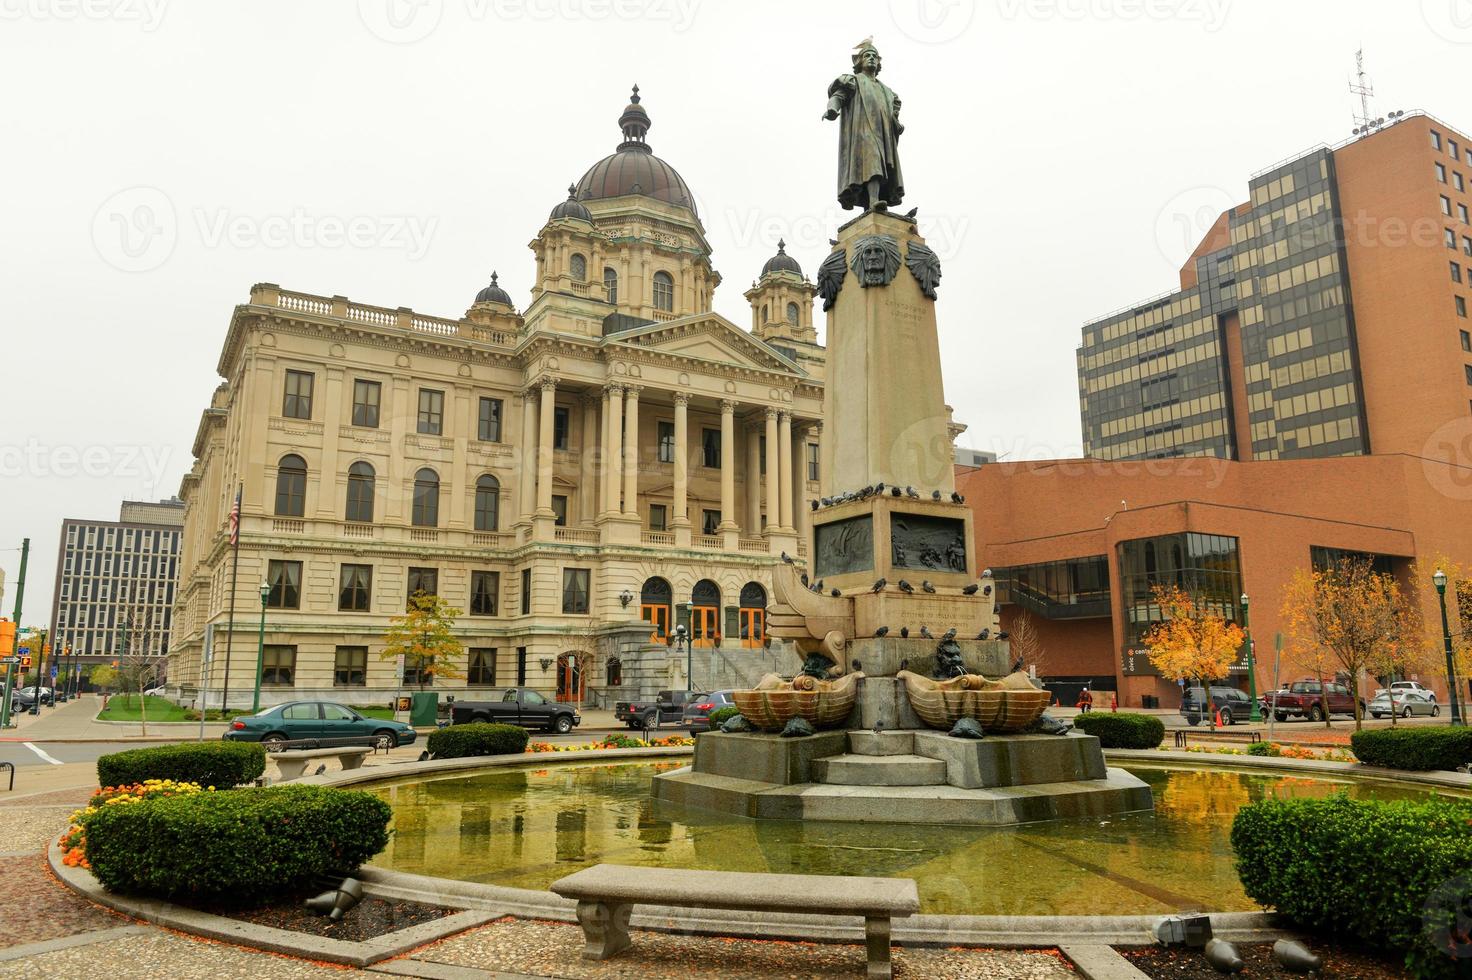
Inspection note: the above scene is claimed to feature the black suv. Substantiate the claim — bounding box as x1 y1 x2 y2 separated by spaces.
1181 685 1253 726
615 690 701 729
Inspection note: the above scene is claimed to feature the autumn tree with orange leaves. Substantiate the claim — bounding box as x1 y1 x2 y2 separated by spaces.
1143 585 1246 728
1279 557 1417 730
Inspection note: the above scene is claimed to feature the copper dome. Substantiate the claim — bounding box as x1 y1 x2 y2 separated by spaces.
761 239 803 277
573 86 698 216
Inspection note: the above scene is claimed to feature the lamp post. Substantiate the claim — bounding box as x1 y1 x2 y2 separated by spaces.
1434 570 1464 726
1242 592 1260 723
674 624 691 691
250 580 270 712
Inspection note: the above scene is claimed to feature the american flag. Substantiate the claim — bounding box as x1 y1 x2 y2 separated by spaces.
228 485 242 547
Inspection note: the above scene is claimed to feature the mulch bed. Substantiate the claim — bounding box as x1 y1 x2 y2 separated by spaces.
192 890 456 943
1123 941 1411 979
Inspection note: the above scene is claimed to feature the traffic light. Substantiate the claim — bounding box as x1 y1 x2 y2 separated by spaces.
0 620 13 656
19 655 31 670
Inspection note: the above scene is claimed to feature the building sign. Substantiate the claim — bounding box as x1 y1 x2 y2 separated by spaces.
1121 647 1159 677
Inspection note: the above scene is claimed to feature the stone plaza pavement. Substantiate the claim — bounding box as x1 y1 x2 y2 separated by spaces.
0 760 1081 979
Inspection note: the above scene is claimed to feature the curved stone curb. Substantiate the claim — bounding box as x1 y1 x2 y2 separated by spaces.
1108 748 1472 789
306 744 696 789
46 839 500 967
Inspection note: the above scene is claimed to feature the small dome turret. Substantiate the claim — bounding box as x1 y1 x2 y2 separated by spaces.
761 239 803 277
474 270 514 307
549 183 592 222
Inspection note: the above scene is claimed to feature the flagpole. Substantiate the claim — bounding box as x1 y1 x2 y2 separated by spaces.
220 483 242 715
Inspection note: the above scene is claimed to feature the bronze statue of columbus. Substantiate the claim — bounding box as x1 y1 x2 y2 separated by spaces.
823 38 904 211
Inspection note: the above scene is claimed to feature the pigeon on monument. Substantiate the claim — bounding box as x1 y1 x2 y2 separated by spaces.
875 482 885 494
905 485 920 498
872 578 887 593
810 499 819 511
898 580 915 594
951 491 964 503
314 764 327 775
900 627 910 638
977 628 991 640
961 583 980 595
800 572 810 586
890 486 903 497
903 206 919 219
873 626 890 637
931 490 942 500
921 580 937 593
781 551 794 564
983 584 993 596
942 627 957 642
997 631 1010 640
1012 656 1025 673
830 588 842 597
919 626 934 639
872 720 884 734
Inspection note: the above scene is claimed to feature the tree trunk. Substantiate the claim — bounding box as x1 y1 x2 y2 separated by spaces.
1317 670 1330 728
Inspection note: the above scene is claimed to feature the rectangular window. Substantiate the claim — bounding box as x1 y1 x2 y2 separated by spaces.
1454 261 1464 283
1459 296 1468 318
516 646 527 685
338 563 372 611
702 509 721 535
1461 204 1470 225
702 428 721 468
806 442 819 483
351 379 381 428
1465 364 1472 385
266 560 301 609
403 659 434 687
1433 130 1444 151
553 406 570 450
649 503 667 531
521 568 532 615
1465 236 1472 256
470 570 500 616
1457 172 1466 192
1437 162 1448 183
1442 195 1453 216
1453 139 1461 158
551 494 568 527
333 646 367 687
561 568 590 614
478 397 503 442
283 370 314 419
1448 228 1459 249
262 645 296 686
657 420 675 463
1462 330 1471 352
417 388 444 435
468 648 497 686
407 566 438 608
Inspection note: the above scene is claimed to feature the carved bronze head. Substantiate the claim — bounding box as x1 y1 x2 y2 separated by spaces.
849 234 901 287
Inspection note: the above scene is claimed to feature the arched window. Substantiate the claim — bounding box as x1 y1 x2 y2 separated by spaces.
412 467 440 527
691 579 721 648
739 582 767 649
652 270 674 312
606 656 623 686
345 461 375 523
641 576 672 641
603 267 618 304
474 474 500 532
570 253 587 282
761 303 769 323
275 455 307 517
786 302 800 324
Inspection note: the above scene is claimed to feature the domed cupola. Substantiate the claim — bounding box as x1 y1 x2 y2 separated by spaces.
474 270 514 308
760 239 803 278
549 183 592 222
573 86 698 215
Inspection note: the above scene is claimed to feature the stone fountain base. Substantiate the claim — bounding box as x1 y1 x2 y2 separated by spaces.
650 727 1153 826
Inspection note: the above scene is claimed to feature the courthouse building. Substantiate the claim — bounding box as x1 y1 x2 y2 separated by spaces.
970 112 1472 708
166 90 845 708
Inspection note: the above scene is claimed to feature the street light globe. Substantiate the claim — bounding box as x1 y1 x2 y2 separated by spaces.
1240 592 1249 606
259 581 271 603
1434 569 1449 592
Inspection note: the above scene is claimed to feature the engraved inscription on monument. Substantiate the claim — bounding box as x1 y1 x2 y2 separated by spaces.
890 512 966 572
814 514 875 578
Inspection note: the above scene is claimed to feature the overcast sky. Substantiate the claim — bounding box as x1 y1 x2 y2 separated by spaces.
2 0 1469 627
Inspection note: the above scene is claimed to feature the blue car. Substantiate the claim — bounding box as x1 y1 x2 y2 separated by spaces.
223 700 415 748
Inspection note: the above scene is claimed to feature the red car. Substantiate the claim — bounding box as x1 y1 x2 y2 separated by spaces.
1262 679 1365 722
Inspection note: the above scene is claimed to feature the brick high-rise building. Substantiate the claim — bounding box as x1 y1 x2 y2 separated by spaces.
1079 112 1472 462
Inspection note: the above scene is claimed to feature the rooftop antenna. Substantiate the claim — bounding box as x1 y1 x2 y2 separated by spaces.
1349 48 1404 138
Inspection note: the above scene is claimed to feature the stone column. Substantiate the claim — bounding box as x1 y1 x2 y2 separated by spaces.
719 400 739 548
813 421 826 497
622 385 641 518
536 377 557 517
671 392 691 541
744 421 762 534
519 387 538 523
603 384 623 516
778 410 794 532
579 393 599 525
763 408 780 535
791 422 808 543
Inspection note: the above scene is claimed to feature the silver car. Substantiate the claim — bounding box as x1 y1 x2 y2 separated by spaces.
1369 689 1440 719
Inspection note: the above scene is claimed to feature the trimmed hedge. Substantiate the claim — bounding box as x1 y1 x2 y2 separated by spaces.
1071 711 1165 749
1233 794 1472 978
85 784 392 902
96 741 266 790
707 706 741 731
1351 727 1472 771
426 722 529 759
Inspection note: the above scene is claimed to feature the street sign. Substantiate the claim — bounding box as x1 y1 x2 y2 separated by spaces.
0 656 17 665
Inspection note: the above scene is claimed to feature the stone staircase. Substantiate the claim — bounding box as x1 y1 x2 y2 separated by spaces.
812 731 946 786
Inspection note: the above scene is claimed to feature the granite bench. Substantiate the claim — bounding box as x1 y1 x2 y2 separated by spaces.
271 746 372 780
550 863 919 979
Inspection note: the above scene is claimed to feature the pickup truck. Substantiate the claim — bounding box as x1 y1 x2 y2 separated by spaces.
450 687 581 734
615 690 701 730
1262 679 1365 722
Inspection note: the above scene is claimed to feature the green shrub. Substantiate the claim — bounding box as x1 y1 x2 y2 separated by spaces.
85 784 392 903
426 722 529 759
595 733 647 749
97 741 266 790
1072 712 1165 749
1245 741 1280 757
1232 794 1472 978
707 706 741 731
1351 727 1472 771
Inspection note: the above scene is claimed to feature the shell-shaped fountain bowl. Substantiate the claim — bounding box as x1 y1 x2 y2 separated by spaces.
731 671 863 732
898 670 1052 733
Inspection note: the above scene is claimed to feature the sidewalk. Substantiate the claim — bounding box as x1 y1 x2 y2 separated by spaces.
1 695 230 742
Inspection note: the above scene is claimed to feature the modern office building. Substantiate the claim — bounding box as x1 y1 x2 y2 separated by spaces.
165 90 899 709
978 112 1472 707
48 498 185 679
1079 112 1472 463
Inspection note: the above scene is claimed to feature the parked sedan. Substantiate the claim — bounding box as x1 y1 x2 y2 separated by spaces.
1369 689 1441 719
11 686 54 711
682 691 737 730
223 700 416 747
